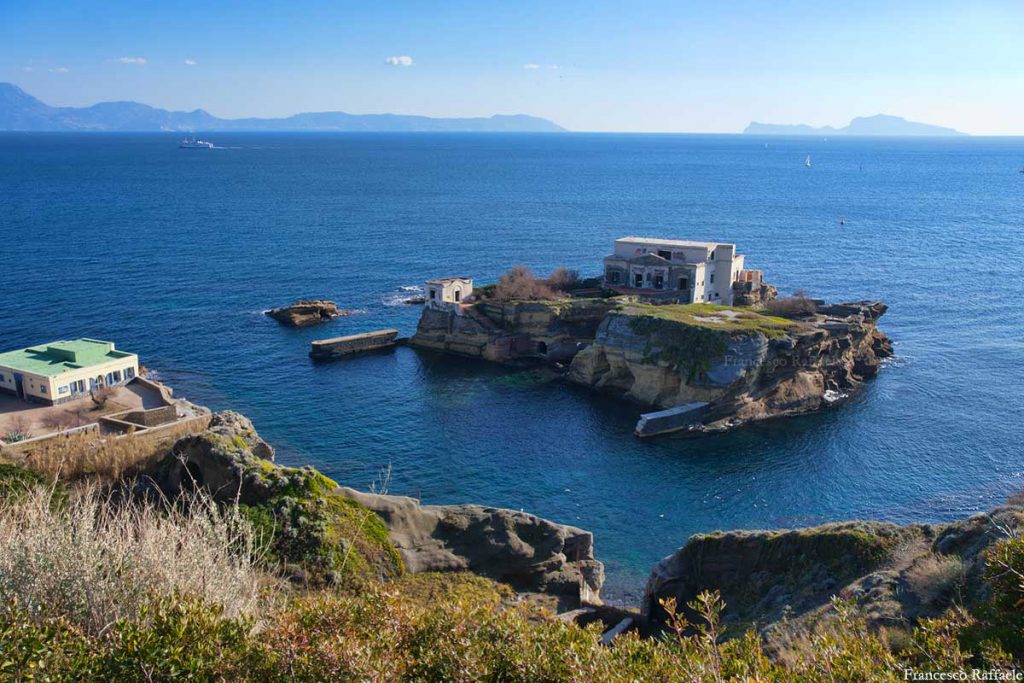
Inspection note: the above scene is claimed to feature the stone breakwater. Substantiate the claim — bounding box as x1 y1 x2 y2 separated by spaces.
411 297 892 433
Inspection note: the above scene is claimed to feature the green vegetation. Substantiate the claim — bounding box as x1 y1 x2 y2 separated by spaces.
0 461 1023 681
621 302 798 337
620 303 799 380
239 464 403 584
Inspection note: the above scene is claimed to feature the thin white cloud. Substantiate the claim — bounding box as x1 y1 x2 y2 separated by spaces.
22 66 33 72
117 56 147 65
547 64 560 70
49 66 70 73
184 59 197 66
385 55 414 67
523 63 541 69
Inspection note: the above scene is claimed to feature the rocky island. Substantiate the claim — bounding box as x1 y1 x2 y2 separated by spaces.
265 299 350 327
410 238 892 435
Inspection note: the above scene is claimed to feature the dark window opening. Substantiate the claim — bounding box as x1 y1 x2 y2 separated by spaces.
454 290 460 302
634 273 643 287
657 249 672 260
429 290 436 300
608 270 620 284
654 274 664 289
537 341 548 355
678 277 689 291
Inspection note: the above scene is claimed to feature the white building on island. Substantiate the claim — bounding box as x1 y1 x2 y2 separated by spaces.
425 277 473 315
602 237 762 305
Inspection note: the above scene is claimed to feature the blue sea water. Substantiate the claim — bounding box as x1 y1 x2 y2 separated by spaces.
2 132 1024 602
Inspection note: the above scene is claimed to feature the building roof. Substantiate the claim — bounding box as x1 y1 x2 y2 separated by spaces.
426 277 472 285
616 236 733 250
0 338 135 377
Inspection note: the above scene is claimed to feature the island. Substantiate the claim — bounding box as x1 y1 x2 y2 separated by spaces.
410 237 892 436
743 114 966 137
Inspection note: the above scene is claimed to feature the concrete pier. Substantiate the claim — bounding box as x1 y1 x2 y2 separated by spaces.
310 329 399 360
634 402 708 438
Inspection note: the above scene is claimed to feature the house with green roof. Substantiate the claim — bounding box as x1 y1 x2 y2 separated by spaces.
0 339 139 405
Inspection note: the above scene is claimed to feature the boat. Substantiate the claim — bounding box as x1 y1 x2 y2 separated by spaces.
179 136 214 149
804 155 812 168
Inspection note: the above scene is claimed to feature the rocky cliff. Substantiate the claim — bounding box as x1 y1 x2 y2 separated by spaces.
643 505 1024 643
410 298 617 363
145 411 603 607
568 301 892 432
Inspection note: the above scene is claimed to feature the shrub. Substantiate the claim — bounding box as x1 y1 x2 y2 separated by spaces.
546 266 580 293
765 289 818 318
0 484 263 636
90 386 115 408
2 416 32 443
492 265 558 302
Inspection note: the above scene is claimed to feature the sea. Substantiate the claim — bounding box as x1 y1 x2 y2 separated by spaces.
2 132 1023 602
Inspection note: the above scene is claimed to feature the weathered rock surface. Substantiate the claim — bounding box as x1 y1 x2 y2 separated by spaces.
731 280 778 307
643 506 1024 642
145 411 603 605
410 298 616 363
340 487 604 608
569 301 893 432
266 299 348 327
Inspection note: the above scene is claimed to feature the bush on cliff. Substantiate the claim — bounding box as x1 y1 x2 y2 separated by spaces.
2 459 1024 681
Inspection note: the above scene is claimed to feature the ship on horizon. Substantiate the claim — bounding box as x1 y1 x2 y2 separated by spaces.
179 136 214 149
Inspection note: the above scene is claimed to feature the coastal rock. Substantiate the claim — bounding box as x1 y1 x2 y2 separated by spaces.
568 301 893 432
340 487 604 609
642 506 1024 642
410 298 616 363
145 411 602 605
265 299 348 327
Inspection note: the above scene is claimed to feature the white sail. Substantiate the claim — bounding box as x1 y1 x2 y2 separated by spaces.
804 155 812 168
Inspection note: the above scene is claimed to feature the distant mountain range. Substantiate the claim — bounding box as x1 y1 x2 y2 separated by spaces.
743 114 966 137
0 82 567 133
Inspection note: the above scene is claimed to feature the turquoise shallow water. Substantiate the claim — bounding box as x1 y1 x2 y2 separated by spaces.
2 132 1024 601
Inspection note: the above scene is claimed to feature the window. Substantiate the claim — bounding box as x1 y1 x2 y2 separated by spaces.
126 367 135 380
710 273 715 284
40 385 46 393
678 277 689 291
59 385 69 394
634 273 643 287
453 290 460 302
429 290 436 300
657 250 672 260
654 274 664 289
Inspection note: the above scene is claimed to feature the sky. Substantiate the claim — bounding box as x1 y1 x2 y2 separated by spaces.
1 0 1023 134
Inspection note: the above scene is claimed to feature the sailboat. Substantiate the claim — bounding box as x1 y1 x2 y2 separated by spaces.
804 155 812 168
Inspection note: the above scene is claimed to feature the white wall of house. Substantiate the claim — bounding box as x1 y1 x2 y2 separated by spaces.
0 355 139 404
426 278 473 314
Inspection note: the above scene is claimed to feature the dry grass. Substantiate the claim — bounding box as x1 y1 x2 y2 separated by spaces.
7 415 209 480
904 553 968 608
765 289 818 319
0 483 265 635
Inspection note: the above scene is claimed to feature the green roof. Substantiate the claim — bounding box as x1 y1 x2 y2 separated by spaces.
0 338 135 377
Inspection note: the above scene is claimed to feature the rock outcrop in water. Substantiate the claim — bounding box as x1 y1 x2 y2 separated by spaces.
265 299 349 327
569 301 892 432
642 505 1024 642
145 411 603 605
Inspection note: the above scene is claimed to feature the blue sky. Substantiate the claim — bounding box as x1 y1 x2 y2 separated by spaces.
2 0 1022 133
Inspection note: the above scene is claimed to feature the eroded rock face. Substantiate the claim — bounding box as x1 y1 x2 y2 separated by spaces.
266 299 348 327
642 506 1024 642
410 298 616 363
569 301 893 432
145 411 603 605
340 487 604 608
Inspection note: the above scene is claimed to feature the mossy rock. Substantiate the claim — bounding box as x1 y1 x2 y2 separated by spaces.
238 464 404 585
